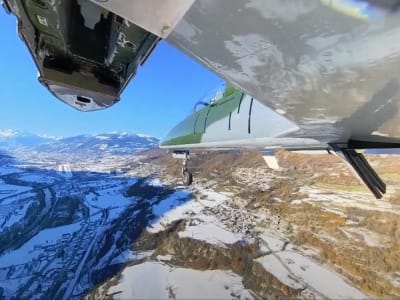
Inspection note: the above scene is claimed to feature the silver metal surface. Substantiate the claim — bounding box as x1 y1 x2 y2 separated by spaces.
89 0 195 38
167 0 400 145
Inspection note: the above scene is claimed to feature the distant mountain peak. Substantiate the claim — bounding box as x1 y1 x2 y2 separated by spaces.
0 129 58 150
0 129 159 155
0 129 61 139
34 132 159 157
37 133 63 140
95 131 156 137
0 129 22 137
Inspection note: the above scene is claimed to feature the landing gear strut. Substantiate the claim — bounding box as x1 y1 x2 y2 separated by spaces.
329 143 387 199
173 151 193 186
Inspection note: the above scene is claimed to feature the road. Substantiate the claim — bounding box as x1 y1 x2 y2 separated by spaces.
62 184 107 300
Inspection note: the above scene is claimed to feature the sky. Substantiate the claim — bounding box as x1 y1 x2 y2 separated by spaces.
0 8 222 138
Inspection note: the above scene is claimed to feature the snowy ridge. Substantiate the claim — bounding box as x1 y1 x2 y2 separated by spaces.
34 132 159 157
0 129 56 149
0 129 159 158
139 180 367 299
108 262 253 299
0 129 20 137
255 251 366 299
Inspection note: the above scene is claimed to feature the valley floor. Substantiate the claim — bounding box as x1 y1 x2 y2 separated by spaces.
1 149 399 299
106 149 400 299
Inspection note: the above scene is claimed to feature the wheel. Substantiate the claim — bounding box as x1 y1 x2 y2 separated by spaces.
182 169 193 186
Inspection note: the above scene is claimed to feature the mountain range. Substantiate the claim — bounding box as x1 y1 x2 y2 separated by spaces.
0 129 56 149
0 129 159 155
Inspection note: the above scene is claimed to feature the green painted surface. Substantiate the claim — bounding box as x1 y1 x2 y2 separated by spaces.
194 108 209 133
205 90 242 129
223 85 237 97
112 24 149 65
161 112 199 146
160 86 243 146
161 132 203 146
22 0 157 88
24 0 67 53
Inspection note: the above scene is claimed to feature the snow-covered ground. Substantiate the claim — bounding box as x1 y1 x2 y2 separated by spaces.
57 164 72 178
148 188 243 247
259 230 288 253
84 186 133 210
0 276 31 297
0 148 379 299
110 250 154 265
148 189 227 234
256 251 367 299
0 166 23 176
145 185 368 299
178 221 241 247
340 227 390 248
299 186 400 215
0 200 31 230
0 191 35 206
0 184 32 202
108 261 253 299
18 174 56 184
0 222 82 268
0 181 36 231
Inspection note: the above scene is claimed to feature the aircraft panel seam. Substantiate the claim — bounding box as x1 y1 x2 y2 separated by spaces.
248 97 254 134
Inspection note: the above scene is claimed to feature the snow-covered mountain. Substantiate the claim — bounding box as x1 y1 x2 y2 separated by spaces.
36 132 159 156
0 129 159 155
0 129 56 149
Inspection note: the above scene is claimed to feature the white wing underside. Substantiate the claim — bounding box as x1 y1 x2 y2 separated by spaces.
92 0 400 148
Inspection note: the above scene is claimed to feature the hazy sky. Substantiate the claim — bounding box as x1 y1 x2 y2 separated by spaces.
0 8 222 138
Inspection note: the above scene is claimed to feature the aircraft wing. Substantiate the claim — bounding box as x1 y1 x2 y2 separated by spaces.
166 0 400 147
88 0 400 147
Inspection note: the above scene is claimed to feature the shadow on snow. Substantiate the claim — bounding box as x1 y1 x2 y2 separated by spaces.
0 152 191 299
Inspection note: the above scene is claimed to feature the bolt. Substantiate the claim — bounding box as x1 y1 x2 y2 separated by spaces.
161 25 170 36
